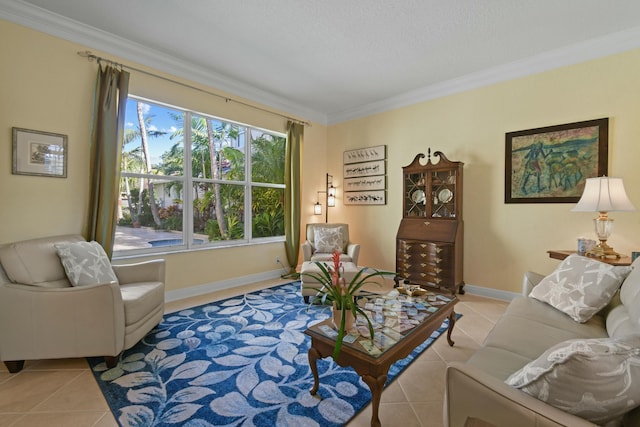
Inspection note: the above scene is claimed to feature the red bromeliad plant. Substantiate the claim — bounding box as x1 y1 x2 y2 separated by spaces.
302 250 394 358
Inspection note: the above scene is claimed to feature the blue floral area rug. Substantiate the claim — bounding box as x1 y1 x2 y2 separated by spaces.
88 282 456 427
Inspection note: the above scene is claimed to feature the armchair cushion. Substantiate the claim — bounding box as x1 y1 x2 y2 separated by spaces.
313 226 344 253
55 241 118 287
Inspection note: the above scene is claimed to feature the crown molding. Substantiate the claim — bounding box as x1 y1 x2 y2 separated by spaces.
0 0 328 125
3 0 640 128
328 26 640 125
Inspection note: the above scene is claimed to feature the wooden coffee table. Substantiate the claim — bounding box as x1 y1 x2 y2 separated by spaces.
304 289 458 427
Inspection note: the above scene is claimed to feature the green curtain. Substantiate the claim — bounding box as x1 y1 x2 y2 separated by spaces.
87 63 130 258
284 121 303 275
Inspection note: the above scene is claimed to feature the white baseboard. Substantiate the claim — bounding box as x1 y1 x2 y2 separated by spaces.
166 274 519 304
165 269 286 302
463 284 520 301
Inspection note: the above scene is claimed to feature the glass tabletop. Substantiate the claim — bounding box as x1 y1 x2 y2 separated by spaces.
309 288 456 358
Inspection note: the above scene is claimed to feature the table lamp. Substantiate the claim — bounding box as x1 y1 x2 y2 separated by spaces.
571 176 636 258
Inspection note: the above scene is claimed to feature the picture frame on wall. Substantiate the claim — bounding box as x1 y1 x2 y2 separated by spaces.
505 118 608 203
343 145 386 164
344 175 386 192
12 127 68 178
344 190 386 205
343 159 386 178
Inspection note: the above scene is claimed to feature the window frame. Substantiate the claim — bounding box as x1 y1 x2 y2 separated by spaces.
113 95 286 259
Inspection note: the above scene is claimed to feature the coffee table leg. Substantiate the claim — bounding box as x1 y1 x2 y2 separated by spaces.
447 311 456 346
308 346 321 395
362 373 387 427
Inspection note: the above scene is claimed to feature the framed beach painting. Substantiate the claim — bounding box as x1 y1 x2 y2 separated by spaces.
505 118 608 203
12 127 67 178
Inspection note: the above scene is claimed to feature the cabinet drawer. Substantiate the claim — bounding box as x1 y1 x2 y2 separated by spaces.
397 271 454 289
399 240 451 255
398 260 447 275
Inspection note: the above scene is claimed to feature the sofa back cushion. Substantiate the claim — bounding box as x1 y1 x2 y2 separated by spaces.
607 258 640 338
0 234 84 287
620 258 640 324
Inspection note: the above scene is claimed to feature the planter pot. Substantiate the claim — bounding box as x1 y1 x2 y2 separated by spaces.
332 304 355 331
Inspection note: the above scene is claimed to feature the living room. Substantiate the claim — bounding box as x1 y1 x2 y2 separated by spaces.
2 10 640 299
2 3 640 426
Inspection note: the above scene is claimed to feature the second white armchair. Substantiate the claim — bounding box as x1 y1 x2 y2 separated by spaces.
301 223 360 265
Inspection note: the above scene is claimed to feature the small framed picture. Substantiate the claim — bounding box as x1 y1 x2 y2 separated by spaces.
344 190 386 205
343 160 386 178
343 145 386 164
12 127 67 178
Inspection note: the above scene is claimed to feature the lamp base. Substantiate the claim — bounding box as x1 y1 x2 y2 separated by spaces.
586 240 622 259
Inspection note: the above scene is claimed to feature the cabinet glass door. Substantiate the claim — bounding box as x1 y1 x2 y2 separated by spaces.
404 172 426 217
430 170 456 218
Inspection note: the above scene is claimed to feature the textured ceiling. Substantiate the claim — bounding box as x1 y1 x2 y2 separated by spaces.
4 0 640 124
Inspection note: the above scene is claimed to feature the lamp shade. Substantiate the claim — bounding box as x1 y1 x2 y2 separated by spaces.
572 177 636 212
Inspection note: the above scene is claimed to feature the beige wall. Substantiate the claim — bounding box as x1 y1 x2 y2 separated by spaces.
3 19 640 296
0 20 326 293
328 49 640 293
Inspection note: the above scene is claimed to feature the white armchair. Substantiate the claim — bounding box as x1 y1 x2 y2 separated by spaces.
0 234 165 373
301 223 360 265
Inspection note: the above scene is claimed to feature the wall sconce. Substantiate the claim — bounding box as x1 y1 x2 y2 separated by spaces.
314 192 323 215
327 174 336 207
313 173 337 222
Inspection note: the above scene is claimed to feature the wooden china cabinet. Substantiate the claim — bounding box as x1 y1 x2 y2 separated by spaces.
395 149 465 294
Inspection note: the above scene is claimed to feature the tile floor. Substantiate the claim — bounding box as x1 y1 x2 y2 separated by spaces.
0 278 509 427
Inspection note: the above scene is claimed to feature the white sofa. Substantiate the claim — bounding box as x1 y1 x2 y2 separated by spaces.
0 234 165 372
444 255 640 426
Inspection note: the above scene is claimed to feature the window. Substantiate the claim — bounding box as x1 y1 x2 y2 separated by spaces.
115 96 286 256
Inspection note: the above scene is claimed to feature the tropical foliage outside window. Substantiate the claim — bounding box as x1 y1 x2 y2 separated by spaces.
114 96 286 255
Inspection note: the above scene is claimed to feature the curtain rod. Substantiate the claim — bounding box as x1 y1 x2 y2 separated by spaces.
77 50 310 127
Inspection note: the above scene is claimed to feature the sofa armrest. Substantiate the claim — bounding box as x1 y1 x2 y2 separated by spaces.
522 271 545 296
0 282 125 361
346 243 360 266
301 241 313 262
444 363 596 427
112 259 165 285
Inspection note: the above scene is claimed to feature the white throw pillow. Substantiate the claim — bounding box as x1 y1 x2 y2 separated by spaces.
529 254 631 323
506 336 640 425
313 226 344 253
55 241 118 287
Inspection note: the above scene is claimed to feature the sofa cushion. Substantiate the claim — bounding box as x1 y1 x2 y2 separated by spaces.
470 296 608 380
55 241 118 287
313 226 344 253
0 234 84 287
618 258 640 327
505 335 640 425
529 254 631 323
466 346 535 381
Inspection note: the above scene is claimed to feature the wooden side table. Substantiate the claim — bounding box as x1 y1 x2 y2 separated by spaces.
547 250 632 266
